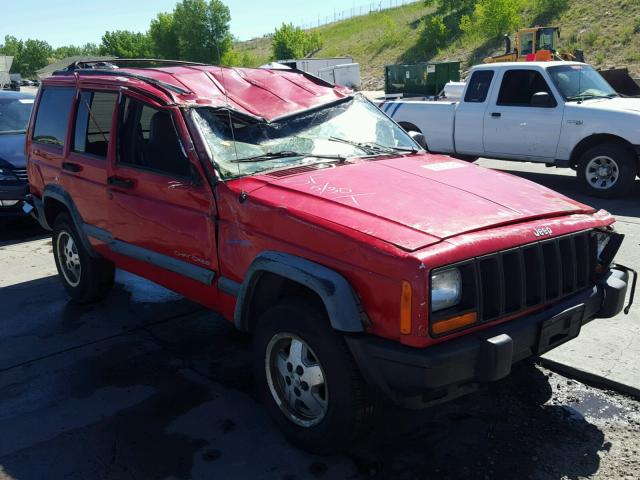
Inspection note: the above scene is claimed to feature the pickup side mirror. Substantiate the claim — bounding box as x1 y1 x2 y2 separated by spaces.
408 131 427 150
530 91 556 108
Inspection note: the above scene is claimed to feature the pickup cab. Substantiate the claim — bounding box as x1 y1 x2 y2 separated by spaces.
383 61 640 198
24 59 633 454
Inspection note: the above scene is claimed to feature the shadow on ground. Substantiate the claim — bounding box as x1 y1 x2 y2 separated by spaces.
0 216 46 246
0 302 611 479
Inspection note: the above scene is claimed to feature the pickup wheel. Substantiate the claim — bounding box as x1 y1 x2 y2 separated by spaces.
52 213 115 303
253 298 375 454
577 144 637 198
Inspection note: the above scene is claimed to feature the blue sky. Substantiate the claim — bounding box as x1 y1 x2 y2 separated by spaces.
1 0 395 47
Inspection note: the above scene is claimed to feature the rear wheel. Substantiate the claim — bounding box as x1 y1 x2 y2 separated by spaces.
253 298 376 454
52 213 115 303
577 144 637 198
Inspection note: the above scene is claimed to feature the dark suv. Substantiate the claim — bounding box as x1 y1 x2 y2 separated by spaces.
0 91 34 216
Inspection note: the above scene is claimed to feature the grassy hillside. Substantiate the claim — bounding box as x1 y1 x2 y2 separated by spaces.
236 0 640 90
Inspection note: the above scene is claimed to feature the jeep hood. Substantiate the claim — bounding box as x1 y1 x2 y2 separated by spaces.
251 155 595 251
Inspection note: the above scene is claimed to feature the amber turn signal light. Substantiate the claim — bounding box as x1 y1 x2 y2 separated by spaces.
400 281 412 334
432 312 477 335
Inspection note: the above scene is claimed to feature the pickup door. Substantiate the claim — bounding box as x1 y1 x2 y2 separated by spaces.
481 68 564 161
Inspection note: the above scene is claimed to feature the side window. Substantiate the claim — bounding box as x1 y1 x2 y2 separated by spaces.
497 70 556 107
73 91 117 158
520 32 534 56
32 87 75 147
118 97 190 177
464 70 494 103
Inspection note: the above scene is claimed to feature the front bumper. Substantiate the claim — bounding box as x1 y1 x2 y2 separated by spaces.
346 266 631 408
0 182 28 217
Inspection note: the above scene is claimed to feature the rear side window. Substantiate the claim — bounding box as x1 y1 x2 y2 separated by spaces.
464 70 494 103
118 97 190 177
497 70 556 107
73 91 117 158
32 87 75 147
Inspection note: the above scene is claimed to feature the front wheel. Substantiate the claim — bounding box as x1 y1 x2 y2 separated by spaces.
577 144 637 198
253 298 376 454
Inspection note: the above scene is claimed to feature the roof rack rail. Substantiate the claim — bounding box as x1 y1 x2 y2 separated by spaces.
61 58 209 71
52 68 191 96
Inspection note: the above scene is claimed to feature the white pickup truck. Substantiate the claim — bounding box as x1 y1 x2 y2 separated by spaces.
381 61 640 198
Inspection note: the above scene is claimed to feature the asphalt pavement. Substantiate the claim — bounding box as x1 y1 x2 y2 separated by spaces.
0 160 639 479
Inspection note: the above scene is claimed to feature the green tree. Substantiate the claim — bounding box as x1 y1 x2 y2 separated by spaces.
100 30 154 58
221 48 258 67
172 0 232 64
149 12 180 59
0 35 23 59
20 39 53 75
271 23 323 60
0 36 53 75
421 14 449 51
462 0 523 39
53 43 100 59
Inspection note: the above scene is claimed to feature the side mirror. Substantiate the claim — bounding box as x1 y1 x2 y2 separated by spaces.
531 91 556 108
408 131 427 150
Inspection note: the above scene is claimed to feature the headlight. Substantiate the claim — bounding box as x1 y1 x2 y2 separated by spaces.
431 267 462 311
593 231 610 260
0 168 17 181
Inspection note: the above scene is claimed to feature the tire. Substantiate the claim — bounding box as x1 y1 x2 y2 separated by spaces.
52 212 115 303
577 144 637 198
253 298 376 454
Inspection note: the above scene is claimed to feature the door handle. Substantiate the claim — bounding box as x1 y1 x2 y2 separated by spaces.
108 176 135 189
62 162 83 173
491 112 502 118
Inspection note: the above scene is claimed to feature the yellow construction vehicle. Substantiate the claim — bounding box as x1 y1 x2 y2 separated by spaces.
483 26 640 96
483 26 579 63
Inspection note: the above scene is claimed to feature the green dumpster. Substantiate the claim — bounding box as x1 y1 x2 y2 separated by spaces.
384 61 461 97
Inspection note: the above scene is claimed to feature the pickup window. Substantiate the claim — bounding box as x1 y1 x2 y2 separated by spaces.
464 70 494 103
497 70 556 107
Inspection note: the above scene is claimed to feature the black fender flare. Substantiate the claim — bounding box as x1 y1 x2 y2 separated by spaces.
229 251 366 333
42 184 100 258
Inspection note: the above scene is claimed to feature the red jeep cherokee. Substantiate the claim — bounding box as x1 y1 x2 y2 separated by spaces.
25 60 633 453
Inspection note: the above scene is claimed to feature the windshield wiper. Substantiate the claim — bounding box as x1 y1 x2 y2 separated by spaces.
328 136 418 154
231 150 346 163
566 93 617 102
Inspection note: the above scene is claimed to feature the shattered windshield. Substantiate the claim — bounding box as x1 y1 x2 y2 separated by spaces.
191 95 418 179
548 65 617 101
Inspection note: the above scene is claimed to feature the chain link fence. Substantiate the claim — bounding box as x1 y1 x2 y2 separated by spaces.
242 0 419 43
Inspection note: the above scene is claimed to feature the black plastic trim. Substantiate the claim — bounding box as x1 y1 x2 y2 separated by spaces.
347 272 627 408
218 276 241 297
42 185 99 258
234 251 365 333
82 224 216 286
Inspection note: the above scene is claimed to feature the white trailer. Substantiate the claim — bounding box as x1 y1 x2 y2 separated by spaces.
278 57 354 77
318 63 361 89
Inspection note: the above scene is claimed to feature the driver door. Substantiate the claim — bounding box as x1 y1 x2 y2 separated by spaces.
106 93 219 299
483 69 564 161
